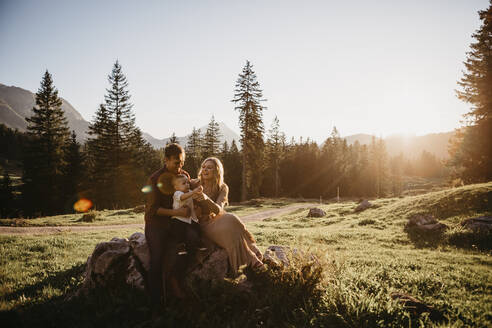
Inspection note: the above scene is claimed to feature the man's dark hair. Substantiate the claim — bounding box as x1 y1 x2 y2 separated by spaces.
164 143 185 158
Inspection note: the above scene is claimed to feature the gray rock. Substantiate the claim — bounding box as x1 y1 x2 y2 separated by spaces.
263 245 291 266
307 208 326 218
78 232 307 298
461 216 492 232
126 256 146 291
79 213 96 222
405 215 448 233
129 232 150 271
187 245 229 283
355 200 372 212
263 245 314 266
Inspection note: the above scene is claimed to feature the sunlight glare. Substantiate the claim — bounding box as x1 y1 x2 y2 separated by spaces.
73 198 93 212
141 185 152 193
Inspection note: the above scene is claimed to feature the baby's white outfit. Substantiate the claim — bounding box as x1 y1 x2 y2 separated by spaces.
172 191 198 224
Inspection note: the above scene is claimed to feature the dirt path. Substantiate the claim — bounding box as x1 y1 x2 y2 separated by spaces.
0 203 314 235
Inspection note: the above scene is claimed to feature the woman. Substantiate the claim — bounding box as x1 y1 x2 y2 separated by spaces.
194 157 263 275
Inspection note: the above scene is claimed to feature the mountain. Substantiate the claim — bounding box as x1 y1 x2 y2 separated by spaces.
0 83 241 148
143 122 241 149
343 132 454 159
0 83 89 140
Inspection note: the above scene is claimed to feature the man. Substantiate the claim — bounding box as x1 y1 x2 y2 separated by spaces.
144 143 197 313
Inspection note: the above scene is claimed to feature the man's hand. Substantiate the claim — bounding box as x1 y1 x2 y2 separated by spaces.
174 206 191 218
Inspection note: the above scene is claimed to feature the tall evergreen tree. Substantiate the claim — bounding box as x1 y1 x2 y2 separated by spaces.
184 127 203 176
265 116 285 197
86 104 113 206
87 61 146 208
452 1 492 182
62 131 85 211
223 140 242 202
232 60 266 200
0 170 14 218
22 70 70 215
169 132 178 144
370 137 388 197
202 115 222 158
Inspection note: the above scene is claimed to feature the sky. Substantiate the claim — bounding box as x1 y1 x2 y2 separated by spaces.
0 0 489 142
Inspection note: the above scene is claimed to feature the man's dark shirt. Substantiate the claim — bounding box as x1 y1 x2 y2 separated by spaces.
144 165 190 224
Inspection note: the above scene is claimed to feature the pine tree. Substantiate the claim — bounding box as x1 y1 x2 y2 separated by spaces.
232 60 266 200
169 132 178 144
62 131 85 211
223 140 242 202
369 137 388 197
184 127 203 176
453 1 492 182
22 70 70 215
86 104 113 206
87 61 146 208
265 116 285 197
0 170 14 218
202 115 222 158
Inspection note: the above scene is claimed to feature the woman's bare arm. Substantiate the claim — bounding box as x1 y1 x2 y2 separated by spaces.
195 184 229 215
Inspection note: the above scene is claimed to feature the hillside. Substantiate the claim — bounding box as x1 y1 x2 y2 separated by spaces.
344 131 453 159
0 83 239 147
0 83 90 140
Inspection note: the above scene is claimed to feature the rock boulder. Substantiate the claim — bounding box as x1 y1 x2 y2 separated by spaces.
307 208 326 218
354 200 372 212
461 216 492 232
405 215 448 234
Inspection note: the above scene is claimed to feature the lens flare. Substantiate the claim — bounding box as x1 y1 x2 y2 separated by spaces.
74 198 93 212
157 182 163 188
141 185 152 193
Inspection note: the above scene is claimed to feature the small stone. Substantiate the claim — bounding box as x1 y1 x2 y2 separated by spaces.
405 215 448 234
461 216 492 232
80 212 96 222
355 200 372 212
307 208 326 217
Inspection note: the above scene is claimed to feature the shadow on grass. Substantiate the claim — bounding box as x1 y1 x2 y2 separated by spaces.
404 227 444 249
405 226 492 251
1 257 455 328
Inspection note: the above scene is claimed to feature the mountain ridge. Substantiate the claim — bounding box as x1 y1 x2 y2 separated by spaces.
0 82 452 158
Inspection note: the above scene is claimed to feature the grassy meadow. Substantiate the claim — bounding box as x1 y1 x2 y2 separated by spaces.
0 198 295 227
0 182 491 327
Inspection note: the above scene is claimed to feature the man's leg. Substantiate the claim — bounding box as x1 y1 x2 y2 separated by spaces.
145 221 168 309
163 220 188 298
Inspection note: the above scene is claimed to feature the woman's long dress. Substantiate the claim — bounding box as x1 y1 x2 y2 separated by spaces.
199 184 259 275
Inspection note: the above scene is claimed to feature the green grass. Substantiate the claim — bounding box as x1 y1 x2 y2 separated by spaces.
0 198 297 227
0 183 491 327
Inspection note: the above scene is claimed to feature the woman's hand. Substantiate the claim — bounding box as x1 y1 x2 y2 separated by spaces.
192 189 208 202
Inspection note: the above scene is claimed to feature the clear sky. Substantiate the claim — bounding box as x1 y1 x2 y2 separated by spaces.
0 0 488 142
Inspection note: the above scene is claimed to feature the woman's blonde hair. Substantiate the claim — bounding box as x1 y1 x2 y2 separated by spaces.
199 157 224 190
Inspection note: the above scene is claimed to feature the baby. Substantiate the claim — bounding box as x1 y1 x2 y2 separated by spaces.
171 174 205 255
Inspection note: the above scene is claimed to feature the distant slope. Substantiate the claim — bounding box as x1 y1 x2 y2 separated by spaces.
143 122 240 149
0 83 240 147
343 132 453 159
0 83 89 140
